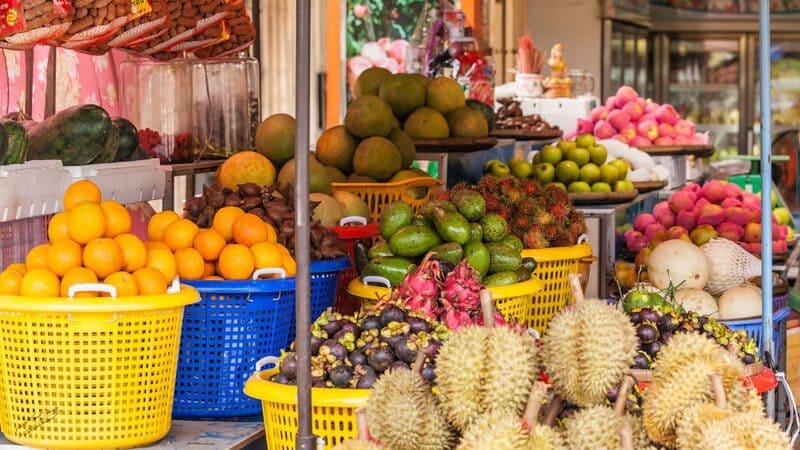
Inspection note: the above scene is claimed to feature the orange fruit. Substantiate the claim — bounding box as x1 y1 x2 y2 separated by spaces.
276 244 291 256
83 238 123 279
20 268 60 297
212 206 245 242
282 253 297 276
133 267 167 295
114 233 147 272
217 244 255 280
251 242 284 270
68 202 106 244
46 239 83 277
145 241 171 251
63 180 101 211
147 210 181 242
203 275 224 281
101 200 132 238
48 212 71 243
232 213 269 247
265 223 277 243
175 248 205 280
26 244 51 271
5 263 27 276
104 271 139 297
163 218 199 251
193 229 226 262
0 269 24 295
147 248 177 282
202 262 215 278
60 267 98 297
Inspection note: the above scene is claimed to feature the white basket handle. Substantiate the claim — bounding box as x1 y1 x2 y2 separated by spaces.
362 276 391 288
252 268 287 280
167 276 180 293
68 283 117 298
578 234 589 244
776 371 800 445
255 356 280 372
339 216 367 226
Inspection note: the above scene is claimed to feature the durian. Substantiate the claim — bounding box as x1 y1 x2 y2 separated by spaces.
366 354 454 450
642 333 746 448
436 291 538 431
540 274 638 406
332 408 388 450
524 382 567 450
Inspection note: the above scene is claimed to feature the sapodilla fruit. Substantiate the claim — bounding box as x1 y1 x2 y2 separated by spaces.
540 275 637 407
435 292 538 432
366 355 454 450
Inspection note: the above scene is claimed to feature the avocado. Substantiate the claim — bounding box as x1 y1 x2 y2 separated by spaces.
430 242 464 266
479 213 508 242
380 200 414 241
419 200 456 218
389 225 442 257
521 257 537 274
517 265 534 283
361 257 416 286
483 271 519 287
486 242 523 273
450 189 486 222
431 207 471 245
498 235 524 253
468 223 483 243
412 215 433 228
368 242 394 260
464 241 491 278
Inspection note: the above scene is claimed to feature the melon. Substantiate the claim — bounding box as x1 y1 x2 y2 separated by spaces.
647 239 710 290
216 151 277 191
718 284 762 320
310 193 343 227
673 288 718 318
333 191 370 220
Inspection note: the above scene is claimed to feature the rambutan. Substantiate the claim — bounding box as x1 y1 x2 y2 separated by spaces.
513 215 531 231
543 183 570 206
543 224 560 242
521 178 543 196
484 193 501 212
533 209 556 226
523 228 549 249
550 202 570 224
516 198 540 215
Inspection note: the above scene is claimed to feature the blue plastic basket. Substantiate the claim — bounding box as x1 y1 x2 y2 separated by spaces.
287 258 351 344
721 307 791 363
173 269 297 419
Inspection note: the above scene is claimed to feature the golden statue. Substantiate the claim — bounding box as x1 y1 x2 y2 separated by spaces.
543 43 573 98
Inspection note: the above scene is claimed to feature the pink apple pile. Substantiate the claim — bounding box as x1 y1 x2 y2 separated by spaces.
624 180 790 256
571 85 709 147
347 37 409 81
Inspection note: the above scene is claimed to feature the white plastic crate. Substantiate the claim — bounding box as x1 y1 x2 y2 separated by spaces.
0 161 71 222
64 158 165 205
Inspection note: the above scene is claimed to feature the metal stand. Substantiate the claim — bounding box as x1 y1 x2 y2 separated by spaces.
160 160 224 211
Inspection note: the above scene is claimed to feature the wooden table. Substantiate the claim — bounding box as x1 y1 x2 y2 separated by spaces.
0 420 265 450
161 160 225 211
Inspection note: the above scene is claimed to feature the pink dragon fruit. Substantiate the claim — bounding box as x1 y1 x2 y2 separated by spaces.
442 304 475 331
394 253 443 319
441 260 482 311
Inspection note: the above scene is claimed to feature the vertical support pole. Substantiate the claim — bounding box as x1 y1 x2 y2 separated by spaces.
294 0 315 449
758 0 775 418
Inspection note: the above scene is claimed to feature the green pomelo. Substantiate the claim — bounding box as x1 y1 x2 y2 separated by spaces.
387 128 416 168
255 113 296 168
446 106 489 138
344 96 395 138
379 75 426 120
277 155 332 194
353 137 402 181
403 107 449 139
353 67 392 98
425 76 466 114
316 125 358 173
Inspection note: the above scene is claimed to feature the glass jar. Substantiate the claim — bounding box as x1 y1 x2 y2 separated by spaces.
119 57 195 164
191 56 260 159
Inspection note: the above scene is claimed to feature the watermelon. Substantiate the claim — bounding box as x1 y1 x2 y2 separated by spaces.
25 104 113 165
112 117 139 161
0 120 27 164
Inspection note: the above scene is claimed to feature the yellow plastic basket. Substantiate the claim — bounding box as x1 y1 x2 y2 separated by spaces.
331 177 442 222
521 240 594 333
244 357 370 450
0 284 199 449
347 275 543 325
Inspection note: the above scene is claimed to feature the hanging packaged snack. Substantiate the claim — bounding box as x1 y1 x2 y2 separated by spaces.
57 0 130 48
130 0 227 60
192 0 254 59
0 0 74 49
75 0 168 54
0 0 26 39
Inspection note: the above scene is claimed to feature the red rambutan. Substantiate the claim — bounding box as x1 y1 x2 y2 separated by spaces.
543 224 560 242
550 202 570 224
484 193 501 212
523 228 549 249
521 178 543 196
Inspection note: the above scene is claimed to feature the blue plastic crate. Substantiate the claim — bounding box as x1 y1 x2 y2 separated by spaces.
721 307 791 364
173 272 297 419
287 257 351 344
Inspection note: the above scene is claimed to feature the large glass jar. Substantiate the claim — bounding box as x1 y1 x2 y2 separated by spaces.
119 58 195 164
191 56 260 159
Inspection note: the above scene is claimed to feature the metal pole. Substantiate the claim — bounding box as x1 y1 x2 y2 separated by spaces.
758 0 775 417
294 0 316 448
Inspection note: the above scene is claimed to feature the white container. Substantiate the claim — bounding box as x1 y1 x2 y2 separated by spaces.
652 155 687 190
64 159 166 205
515 73 544 98
0 160 71 222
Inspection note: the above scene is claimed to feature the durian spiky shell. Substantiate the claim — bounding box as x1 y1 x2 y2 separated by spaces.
527 424 567 450
675 403 730 450
677 409 792 450
731 412 793 449
562 405 623 450
366 368 454 450
541 300 638 406
456 411 527 450
727 382 765 415
435 326 489 431
332 439 387 450
485 326 538 419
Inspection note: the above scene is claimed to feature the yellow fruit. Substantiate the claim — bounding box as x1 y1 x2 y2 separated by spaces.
251 241 284 270
212 206 245 242
147 210 181 242
145 241 171 251
217 244 255 280
46 239 83 277
133 267 167 295
232 213 269 247
0 269 24 295
20 268 60 297
202 262 215 278
68 202 106 244
4 263 26 276
204 275 224 281
194 228 227 262
26 244 51 271
63 179 101 211
282 253 297 276
163 218 200 252
175 248 205 280
114 233 147 272
101 200 132 238
83 238 124 279
147 248 177 283
216 151 276 191
48 212 71 243
277 244 291 256
60 267 98 297
266 223 277 243
104 271 139 297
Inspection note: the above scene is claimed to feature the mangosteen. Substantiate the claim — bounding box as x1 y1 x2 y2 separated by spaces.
628 310 642 325
743 354 756 365
357 372 378 388
380 305 406 326
424 340 442 358
319 340 348 361
321 319 342 337
310 335 323 355
607 385 619 403
279 353 297 378
348 349 367 367
697 316 709 329
422 362 436 383
361 315 382 331
637 322 659 344
658 313 679 333
381 332 406 349
334 329 356 342
638 308 660 323
391 361 410 371
394 339 418 364
272 373 292 385
633 352 650 370
312 380 328 388
659 331 673 344
329 364 354 388
339 319 359 335
438 260 455 274
367 346 394 372
642 341 662 357
408 316 431 334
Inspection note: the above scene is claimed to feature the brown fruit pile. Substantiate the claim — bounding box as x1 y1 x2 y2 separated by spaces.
495 98 560 132
184 183 348 260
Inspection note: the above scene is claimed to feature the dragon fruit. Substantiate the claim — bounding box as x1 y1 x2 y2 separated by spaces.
393 253 443 320
441 260 482 311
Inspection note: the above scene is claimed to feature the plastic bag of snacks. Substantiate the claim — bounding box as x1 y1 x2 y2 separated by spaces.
57 0 130 49
192 0 254 58
77 0 169 54
0 0 73 49
131 0 227 59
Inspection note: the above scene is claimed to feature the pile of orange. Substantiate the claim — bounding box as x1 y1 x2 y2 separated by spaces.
146 205 296 281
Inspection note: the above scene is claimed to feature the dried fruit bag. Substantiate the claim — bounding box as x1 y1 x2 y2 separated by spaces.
193 0 254 58
0 0 73 49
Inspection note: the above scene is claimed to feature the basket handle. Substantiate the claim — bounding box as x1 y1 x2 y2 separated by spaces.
167 276 180 293
577 234 589 244
68 283 117 298
252 268 287 280
255 356 280 372
339 216 368 226
362 276 392 288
